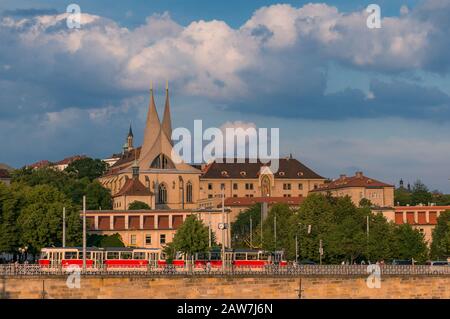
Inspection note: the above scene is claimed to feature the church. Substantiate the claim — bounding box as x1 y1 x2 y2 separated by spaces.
89 85 398 249
98 85 328 217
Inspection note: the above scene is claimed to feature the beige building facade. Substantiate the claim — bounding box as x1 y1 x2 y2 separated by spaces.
312 171 395 208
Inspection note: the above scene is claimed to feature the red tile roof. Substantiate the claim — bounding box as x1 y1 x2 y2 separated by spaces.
312 172 393 191
27 160 51 169
202 158 324 179
224 196 304 207
0 169 10 179
54 155 86 165
113 177 153 197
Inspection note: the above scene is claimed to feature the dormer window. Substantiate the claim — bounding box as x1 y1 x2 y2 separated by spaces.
279 171 285 176
297 172 304 177
221 171 228 176
240 171 246 177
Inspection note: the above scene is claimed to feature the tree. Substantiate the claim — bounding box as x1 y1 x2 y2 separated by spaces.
128 201 151 210
366 213 396 262
411 180 432 205
231 204 262 248
292 194 334 262
87 233 124 247
65 157 108 181
359 198 372 207
430 210 450 260
16 185 82 254
0 183 21 255
12 167 112 209
391 224 428 262
171 215 210 258
394 187 412 206
262 204 295 258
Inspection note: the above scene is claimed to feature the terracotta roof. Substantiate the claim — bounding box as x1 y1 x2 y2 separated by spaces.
201 158 324 179
0 163 14 171
0 169 11 179
224 196 304 207
312 172 393 191
395 206 450 211
54 155 86 165
108 147 141 170
27 160 52 169
113 177 152 197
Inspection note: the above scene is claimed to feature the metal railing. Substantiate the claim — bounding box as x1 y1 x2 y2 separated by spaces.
1 264 449 277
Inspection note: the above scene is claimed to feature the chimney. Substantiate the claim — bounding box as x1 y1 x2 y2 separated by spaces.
355 171 363 178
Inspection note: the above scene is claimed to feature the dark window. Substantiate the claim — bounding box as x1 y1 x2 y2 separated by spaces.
186 182 193 203
160 234 166 244
158 183 167 204
145 235 152 245
233 183 238 190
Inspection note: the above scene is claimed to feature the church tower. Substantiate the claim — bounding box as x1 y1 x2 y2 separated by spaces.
162 80 173 144
127 123 134 150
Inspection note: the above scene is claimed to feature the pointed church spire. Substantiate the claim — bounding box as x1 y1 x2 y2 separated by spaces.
128 122 133 138
162 80 173 144
140 82 161 161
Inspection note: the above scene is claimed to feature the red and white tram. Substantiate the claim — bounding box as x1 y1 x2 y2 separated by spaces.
39 247 162 270
38 247 287 270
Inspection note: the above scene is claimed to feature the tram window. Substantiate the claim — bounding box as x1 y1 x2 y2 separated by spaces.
64 252 78 259
235 253 246 260
210 252 221 260
40 252 49 259
79 252 91 259
197 252 207 260
107 252 120 259
133 252 145 260
259 253 269 260
121 252 132 259
247 253 258 260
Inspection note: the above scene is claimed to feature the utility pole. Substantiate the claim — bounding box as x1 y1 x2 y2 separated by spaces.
208 211 211 248
366 215 370 238
274 214 277 251
319 239 323 265
62 207 66 248
82 196 86 271
250 215 253 248
221 185 225 271
295 234 298 264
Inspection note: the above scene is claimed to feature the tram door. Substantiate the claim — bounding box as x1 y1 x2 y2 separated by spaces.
50 251 63 267
224 252 233 268
147 252 158 268
92 251 104 269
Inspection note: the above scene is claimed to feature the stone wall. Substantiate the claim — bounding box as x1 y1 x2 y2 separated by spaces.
1 275 449 299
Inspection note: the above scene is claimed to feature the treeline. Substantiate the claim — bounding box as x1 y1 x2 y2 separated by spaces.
232 194 450 263
0 158 114 258
395 179 450 206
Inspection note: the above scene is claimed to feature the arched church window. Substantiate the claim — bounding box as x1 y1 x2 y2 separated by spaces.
186 181 193 203
150 154 175 169
158 183 167 204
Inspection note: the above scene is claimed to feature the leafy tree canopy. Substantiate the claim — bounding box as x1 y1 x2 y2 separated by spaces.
128 201 151 210
65 157 108 181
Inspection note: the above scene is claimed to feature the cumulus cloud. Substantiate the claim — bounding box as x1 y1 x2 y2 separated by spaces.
0 0 450 122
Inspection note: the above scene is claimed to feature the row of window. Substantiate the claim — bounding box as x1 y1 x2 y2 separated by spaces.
207 182 317 191
129 234 167 246
157 182 193 204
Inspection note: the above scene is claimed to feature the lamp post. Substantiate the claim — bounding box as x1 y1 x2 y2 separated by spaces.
62 207 66 248
221 184 225 271
82 195 86 271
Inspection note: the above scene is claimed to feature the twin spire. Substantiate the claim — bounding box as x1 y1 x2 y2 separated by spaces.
140 81 173 161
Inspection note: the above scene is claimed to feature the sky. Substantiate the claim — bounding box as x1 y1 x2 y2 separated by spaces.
0 0 450 192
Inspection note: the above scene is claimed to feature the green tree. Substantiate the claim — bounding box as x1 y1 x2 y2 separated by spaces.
87 233 124 247
292 194 334 262
359 198 372 207
0 183 21 255
171 215 210 258
17 185 82 254
128 201 151 210
394 187 412 206
65 157 108 181
262 204 295 258
430 210 450 260
391 224 428 262
12 167 112 209
231 204 261 248
411 180 432 205
366 213 396 262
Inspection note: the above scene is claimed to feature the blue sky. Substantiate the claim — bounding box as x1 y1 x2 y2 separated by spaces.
1 0 450 192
